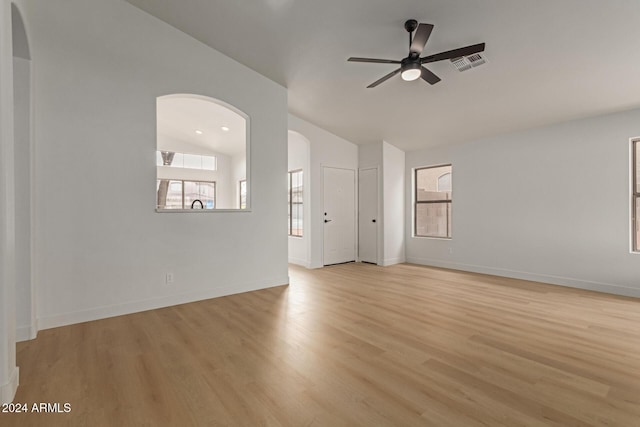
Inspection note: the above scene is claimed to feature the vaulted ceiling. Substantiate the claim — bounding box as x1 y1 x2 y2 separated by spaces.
126 0 640 151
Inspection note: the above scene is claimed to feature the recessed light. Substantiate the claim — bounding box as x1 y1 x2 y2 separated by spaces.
221 126 230 132
195 130 203 135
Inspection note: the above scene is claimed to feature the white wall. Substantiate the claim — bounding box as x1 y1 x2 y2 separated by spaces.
288 114 358 268
0 0 18 404
13 55 32 342
406 107 640 297
358 143 383 264
358 141 405 266
22 0 289 330
287 130 310 266
382 141 405 266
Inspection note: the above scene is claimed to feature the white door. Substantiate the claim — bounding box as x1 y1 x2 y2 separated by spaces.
323 167 356 265
358 168 378 264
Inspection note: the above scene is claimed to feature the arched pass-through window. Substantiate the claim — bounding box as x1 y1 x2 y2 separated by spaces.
156 94 250 211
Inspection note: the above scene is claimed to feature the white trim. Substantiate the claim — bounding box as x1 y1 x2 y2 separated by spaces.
288 257 311 268
406 257 640 298
155 208 252 213
381 257 405 267
0 0 17 407
15 325 31 342
0 366 18 404
630 137 639 253
38 275 289 331
358 166 380 265
28 41 37 349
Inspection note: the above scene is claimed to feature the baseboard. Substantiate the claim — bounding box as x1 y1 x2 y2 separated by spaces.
37 275 290 331
288 257 311 268
406 257 640 298
1 367 19 404
15 325 34 342
382 257 405 267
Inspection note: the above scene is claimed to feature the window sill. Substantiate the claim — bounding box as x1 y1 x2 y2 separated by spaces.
412 235 452 240
155 208 252 213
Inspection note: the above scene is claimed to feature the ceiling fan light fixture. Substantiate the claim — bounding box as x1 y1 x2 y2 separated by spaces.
401 68 421 81
400 60 421 81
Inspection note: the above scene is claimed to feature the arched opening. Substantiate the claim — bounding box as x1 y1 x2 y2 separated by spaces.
156 94 250 211
12 3 35 342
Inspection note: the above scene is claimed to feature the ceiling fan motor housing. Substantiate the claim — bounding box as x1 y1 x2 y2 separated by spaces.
400 57 421 81
404 19 418 33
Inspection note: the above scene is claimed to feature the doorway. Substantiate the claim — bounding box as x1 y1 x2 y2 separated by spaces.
358 168 378 264
323 167 356 265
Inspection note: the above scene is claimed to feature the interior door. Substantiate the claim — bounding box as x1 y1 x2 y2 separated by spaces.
323 167 356 265
358 168 378 264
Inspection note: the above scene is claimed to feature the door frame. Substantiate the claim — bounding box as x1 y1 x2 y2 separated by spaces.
321 165 357 266
358 166 380 265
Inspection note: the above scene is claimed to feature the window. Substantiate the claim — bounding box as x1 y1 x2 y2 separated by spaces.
415 165 452 238
156 151 216 171
156 180 215 209
156 94 249 210
634 140 640 251
288 170 303 237
239 180 247 209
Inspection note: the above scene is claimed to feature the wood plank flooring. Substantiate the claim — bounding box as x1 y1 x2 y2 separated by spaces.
4 263 640 426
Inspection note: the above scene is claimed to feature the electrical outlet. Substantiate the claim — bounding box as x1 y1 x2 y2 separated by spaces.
165 273 174 284
448 248 454 254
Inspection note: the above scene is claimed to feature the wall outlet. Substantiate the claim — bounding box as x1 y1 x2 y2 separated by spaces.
165 273 174 284
448 248 454 254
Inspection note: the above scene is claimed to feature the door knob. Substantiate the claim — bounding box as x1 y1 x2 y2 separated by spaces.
372 219 376 223
324 219 332 223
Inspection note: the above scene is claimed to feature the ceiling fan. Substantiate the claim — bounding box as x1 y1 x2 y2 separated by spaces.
348 19 486 88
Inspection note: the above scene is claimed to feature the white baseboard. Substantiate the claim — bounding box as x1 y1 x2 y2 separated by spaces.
16 325 33 343
37 275 289 331
288 257 311 268
1 367 19 404
406 257 640 298
382 257 405 267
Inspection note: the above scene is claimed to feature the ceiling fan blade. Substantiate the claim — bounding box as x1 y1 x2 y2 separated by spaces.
348 57 401 64
410 23 434 55
421 67 441 85
367 68 402 88
421 43 485 63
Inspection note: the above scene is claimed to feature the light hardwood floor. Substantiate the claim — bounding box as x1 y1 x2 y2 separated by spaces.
4 263 640 426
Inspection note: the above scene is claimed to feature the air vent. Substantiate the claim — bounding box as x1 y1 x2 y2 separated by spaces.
450 53 487 72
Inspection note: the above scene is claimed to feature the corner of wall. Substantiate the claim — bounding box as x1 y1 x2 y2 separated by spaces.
0 366 18 404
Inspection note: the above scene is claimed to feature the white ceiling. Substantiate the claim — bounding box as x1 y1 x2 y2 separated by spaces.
128 0 640 151
157 95 246 157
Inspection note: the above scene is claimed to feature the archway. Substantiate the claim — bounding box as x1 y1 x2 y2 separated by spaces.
12 3 35 342
0 0 32 404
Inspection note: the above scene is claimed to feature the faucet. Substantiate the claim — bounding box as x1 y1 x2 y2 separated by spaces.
191 199 204 209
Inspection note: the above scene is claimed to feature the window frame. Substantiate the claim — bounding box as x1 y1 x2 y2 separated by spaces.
414 164 452 239
239 179 247 209
633 140 639 252
288 169 303 237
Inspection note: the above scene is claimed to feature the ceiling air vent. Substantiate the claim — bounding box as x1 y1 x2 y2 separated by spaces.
450 53 487 72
